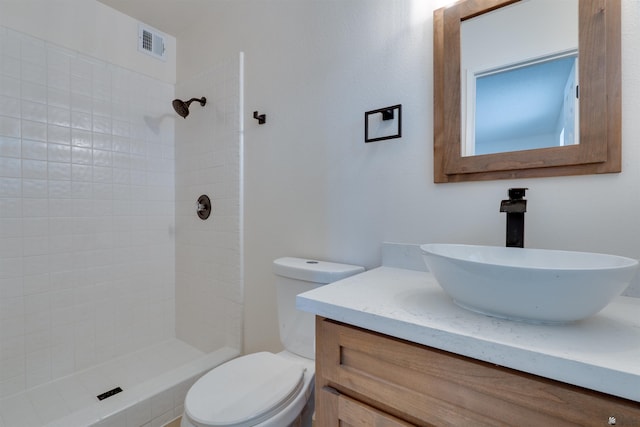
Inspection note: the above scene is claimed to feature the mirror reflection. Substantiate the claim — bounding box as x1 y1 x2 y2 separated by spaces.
460 0 578 157
469 52 578 156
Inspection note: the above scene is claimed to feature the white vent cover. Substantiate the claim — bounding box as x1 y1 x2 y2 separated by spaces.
138 24 166 60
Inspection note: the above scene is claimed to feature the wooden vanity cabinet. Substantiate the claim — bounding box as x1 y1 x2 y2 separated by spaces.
315 317 640 426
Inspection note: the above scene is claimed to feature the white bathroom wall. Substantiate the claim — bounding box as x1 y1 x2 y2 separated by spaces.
0 0 176 84
0 11 176 398
176 0 640 354
174 55 243 354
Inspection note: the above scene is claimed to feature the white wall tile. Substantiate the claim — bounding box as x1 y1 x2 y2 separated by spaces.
22 159 47 179
22 199 47 220
0 177 21 197
22 179 48 198
1 56 21 80
0 238 21 258
71 129 92 147
2 30 21 58
0 136 21 158
0 96 21 119
0 374 26 400
22 255 48 276
21 64 46 87
47 106 70 127
0 157 21 178
71 147 92 165
23 140 47 160
70 75 91 97
47 69 70 91
25 347 51 388
0 296 23 320
47 125 71 146
47 144 71 163
47 88 70 109
47 162 71 181
0 76 20 99
71 111 92 131
175 55 243 353
0 355 24 384
0 25 176 390
20 37 46 66
0 116 20 138
23 236 49 257
0 218 21 239
21 100 47 123
21 82 46 105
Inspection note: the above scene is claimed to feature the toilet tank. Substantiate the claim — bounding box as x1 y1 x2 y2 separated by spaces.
273 257 364 359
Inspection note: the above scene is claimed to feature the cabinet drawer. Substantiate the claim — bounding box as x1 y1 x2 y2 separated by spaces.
320 386 414 427
315 317 640 426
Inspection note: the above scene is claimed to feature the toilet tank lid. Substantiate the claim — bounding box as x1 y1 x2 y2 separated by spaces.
273 257 365 284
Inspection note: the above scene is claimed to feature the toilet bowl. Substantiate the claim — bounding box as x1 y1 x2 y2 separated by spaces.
181 257 364 427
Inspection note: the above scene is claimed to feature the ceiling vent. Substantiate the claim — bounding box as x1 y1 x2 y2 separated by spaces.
138 23 166 61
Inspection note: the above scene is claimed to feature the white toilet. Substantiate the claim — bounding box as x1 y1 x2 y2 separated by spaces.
181 257 364 427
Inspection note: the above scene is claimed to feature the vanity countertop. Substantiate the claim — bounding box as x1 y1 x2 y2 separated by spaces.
296 266 640 402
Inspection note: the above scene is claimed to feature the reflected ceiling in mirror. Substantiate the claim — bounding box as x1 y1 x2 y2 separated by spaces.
460 0 578 157
433 0 621 183
470 52 578 156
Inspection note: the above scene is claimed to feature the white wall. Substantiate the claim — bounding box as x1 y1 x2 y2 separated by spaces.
0 0 176 84
0 1 176 396
181 0 640 354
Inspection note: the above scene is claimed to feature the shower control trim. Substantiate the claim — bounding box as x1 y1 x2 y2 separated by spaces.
197 195 212 220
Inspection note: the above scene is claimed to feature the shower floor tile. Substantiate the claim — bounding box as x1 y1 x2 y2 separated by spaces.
0 339 238 427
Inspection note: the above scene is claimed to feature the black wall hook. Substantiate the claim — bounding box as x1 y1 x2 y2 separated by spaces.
253 111 266 124
381 109 394 120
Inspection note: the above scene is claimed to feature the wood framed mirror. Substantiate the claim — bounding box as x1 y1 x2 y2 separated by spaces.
433 0 621 183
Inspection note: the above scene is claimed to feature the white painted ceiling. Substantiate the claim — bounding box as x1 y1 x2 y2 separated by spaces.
97 0 213 36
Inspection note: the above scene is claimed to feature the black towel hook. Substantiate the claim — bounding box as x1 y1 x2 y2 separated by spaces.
253 111 266 124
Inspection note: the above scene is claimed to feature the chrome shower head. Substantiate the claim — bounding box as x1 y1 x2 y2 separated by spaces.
172 97 207 118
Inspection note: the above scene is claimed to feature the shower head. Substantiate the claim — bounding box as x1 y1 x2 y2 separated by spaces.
172 97 207 118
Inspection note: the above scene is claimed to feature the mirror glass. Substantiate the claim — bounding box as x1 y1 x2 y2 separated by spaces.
460 0 579 156
470 52 578 155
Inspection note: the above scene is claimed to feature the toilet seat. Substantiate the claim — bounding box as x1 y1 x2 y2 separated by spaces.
184 352 306 427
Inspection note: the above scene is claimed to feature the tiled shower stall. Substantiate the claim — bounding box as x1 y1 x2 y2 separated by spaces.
0 26 243 427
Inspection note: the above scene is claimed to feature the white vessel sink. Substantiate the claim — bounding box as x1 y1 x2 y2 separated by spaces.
420 244 638 324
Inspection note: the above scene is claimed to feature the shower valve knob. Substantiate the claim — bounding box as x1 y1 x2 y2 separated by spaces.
196 195 211 220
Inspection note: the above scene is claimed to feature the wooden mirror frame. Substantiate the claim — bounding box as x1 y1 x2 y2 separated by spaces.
433 0 621 183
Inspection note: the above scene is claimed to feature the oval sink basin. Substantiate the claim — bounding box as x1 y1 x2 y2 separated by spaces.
420 244 639 324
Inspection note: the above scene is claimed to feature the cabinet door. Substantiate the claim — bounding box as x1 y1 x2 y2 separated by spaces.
315 317 640 427
320 386 415 427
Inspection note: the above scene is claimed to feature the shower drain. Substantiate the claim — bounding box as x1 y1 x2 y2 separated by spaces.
97 386 123 401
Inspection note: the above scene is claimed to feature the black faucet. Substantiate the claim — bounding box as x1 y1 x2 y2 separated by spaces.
499 188 527 248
